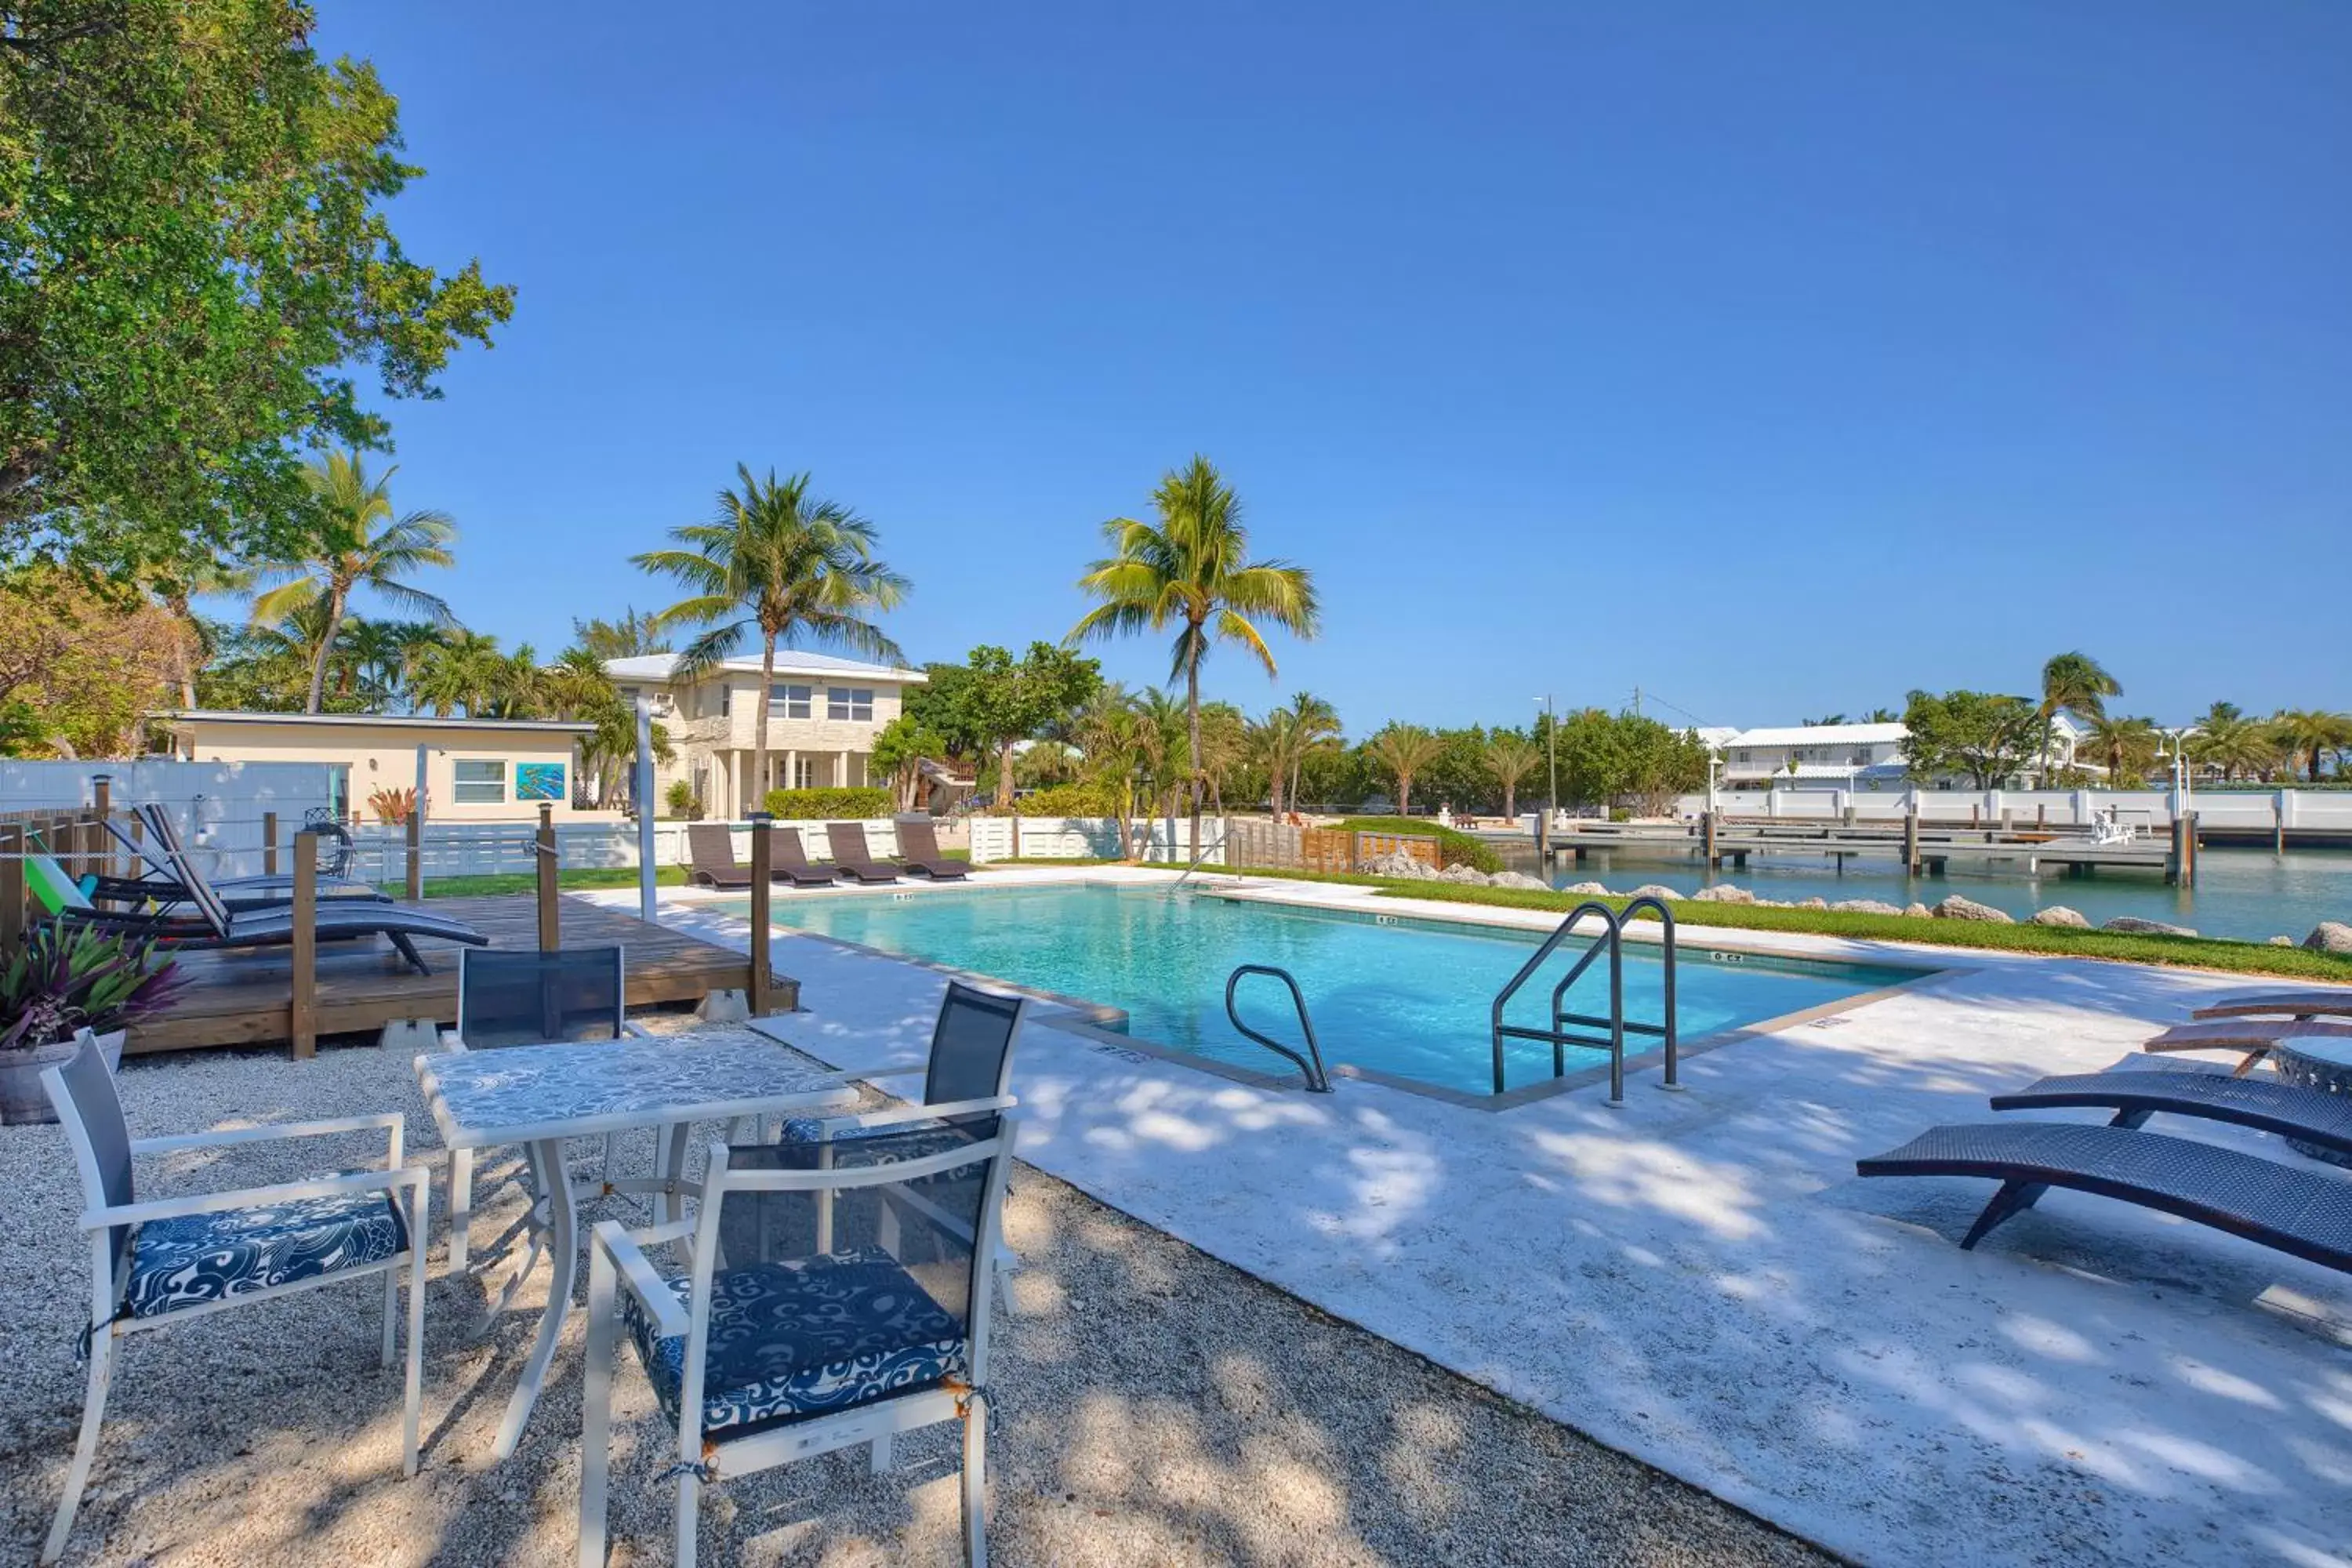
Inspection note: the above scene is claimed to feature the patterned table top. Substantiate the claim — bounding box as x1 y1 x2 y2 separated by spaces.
416 1029 858 1149
2278 1033 2352 1070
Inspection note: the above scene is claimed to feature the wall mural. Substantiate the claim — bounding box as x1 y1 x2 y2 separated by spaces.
515 762 568 802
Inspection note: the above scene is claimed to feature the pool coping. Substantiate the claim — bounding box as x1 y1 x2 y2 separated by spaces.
722 873 1962 1111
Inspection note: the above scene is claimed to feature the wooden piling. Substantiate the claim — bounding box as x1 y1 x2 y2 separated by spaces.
1701 810 1718 866
748 814 774 1017
535 803 560 952
1903 808 1920 873
290 831 318 1058
405 806 423 903
0 826 23 956
2185 812 2201 887
263 811 279 877
2167 815 2187 887
2274 797 2287 856
91 776 112 877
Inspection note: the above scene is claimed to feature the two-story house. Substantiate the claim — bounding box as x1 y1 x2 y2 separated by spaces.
603 652 927 817
1722 717 2089 790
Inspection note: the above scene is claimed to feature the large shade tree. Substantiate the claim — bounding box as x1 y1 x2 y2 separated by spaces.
634 466 908 802
247 452 456 713
1069 456 1319 854
0 0 513 575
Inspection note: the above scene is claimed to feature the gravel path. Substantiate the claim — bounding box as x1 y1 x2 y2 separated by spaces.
0 1029 1834 1566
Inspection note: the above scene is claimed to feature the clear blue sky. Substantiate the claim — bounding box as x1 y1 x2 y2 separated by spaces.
314 1 2350 735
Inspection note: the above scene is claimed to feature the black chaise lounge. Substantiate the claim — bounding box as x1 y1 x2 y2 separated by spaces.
771 827 840 887
685 823 753 889
2190 989 2352 1022
1990 1070 2352 1160
93 808 387 912
64 821 487 975
891 814 971 880
2142 1018 2352 1076
1856 1121 2352 1272
824 822 900 884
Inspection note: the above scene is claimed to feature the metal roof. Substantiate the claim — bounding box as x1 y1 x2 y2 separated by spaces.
603 652 925 684
1726 723 1910 748
153 710 594 735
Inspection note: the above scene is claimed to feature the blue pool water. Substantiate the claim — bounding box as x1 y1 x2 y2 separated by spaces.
748 885 1922 1097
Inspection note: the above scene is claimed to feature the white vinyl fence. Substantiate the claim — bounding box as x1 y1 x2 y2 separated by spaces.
965 815 1225 865
343 817 916 883
0 760 339 879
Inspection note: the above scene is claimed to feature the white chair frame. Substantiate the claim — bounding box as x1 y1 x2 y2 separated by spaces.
39 1036 430 1566
440 945 654 1276
579 1113 1019 1568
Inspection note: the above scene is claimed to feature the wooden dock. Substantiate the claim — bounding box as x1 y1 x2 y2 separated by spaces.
129 895 794 1056
1544 818 2186 880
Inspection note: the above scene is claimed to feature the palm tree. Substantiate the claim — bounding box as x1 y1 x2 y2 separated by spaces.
2037 651 2122 785
409 630 507 717
1132 687 1191 857
1068 456 1319 857
149 557 255 708
1364 724 1444 817
2083 715 2159 785
1251 710 1301 817
248 451 457 713
2270 709 2352 783
634 466 909 804
1485 732 1542 820
1284 691 1342 815
570 608 671 661
1074 684 1149 859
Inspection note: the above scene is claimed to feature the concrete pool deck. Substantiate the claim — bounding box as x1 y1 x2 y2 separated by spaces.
604 871 2352 1568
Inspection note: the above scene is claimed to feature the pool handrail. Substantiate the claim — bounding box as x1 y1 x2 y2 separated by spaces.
1223 964 1334 1092
1490 898 1679 1102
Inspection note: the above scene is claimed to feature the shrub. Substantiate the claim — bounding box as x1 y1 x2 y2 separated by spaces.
663 779 702 820
760 786 894 819
368 785 415 826
1013 779 1127 817
1332 815 1503 873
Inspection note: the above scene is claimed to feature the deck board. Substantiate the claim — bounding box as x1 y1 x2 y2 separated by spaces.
128 895 793 1054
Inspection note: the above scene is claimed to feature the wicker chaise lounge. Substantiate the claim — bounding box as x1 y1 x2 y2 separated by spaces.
2190 989 2352 1022
2142 1018 2352 1076
684 824 754 889
824 822 900 884
1856 1121 2352 1270
891 815 970 880
773 826 841 887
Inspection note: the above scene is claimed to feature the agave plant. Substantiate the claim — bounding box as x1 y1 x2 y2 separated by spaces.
0 925 187 1053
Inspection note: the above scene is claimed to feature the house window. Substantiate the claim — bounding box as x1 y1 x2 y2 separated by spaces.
826 687 874 721
768 684 811 719
452 759 506 804
718 684 731 717
793 757 817 789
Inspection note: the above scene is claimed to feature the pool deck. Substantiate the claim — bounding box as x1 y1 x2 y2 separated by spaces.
602 870 2352 1568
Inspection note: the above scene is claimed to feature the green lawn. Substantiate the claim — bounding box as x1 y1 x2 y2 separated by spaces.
991 858 2352 982
392 866 692 899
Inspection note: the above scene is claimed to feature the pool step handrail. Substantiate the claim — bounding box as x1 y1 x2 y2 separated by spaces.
1490 898 1679 1104
1224 964 1334 1092
1164 824 1231 895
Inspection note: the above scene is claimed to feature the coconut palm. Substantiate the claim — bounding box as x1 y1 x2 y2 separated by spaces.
2037 652 2121 784
408 630 507 717
149 557 256 708
1364 724 1444 817
248 452 457 713
1068 456 1319 855
1485 732 1542 820
1283 691 1342 814
2083 715 2160 786
634 466 908 803
2269 709 2352 784
1131 687 1191 855
1073 685 1149 859
1251 710 1302 817
2188 709 2270 782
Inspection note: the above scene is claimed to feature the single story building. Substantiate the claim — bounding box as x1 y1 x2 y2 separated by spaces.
152 710 597 822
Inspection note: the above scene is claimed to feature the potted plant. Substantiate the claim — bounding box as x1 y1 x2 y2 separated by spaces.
0 924 186 1125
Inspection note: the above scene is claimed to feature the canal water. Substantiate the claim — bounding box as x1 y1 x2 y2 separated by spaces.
1497 844 2351 943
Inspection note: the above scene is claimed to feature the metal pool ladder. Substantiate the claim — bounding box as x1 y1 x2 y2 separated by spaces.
1489 897 1679 1105
1224 964 1334 1092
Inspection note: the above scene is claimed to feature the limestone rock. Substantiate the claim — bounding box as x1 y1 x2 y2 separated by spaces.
2303 921 2352 953
2029 906 2090 928
2270 935 2297 947
1624 884 1684 906
1934 895 2013 924
1691 884 1756 905
1797 897 1829 910
2101 916 2199 938
1903 902 1933 918
1488 869 1548 891
1360 851 1439 881
1831 898 1904 916
1438 863 1493 885
1561 880 1612 896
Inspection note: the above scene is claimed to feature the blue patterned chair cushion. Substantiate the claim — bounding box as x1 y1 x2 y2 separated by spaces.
621 1246 967 1439
775 1116 969 1165
123 1180 408 1320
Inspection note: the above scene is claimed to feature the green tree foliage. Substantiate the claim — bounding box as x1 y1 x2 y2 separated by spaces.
2081 714 2161 786
1069 455 1319 849
0 0 514 573
571 609 670 662
1484 732 1541 819
0 565 182 755
941 642 1103 808
1362 724 1444 817
634 465 908 805
2268 709 2352 784
247 451 456 712
868 713 951 811
1900 689 2043 789
2038 651 2121 782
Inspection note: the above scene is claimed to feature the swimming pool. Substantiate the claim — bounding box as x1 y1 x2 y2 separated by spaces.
738 884 1925 1098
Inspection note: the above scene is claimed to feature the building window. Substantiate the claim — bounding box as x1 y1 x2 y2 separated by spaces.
452 759 506 804
768 684 811 719
718 684 731 717
793 757 817 789
826 686 874 721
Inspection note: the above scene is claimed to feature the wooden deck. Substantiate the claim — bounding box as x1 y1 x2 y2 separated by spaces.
127 895 795 1056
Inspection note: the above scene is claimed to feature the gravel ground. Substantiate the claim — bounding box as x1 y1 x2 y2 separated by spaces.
0 1025 1835 1567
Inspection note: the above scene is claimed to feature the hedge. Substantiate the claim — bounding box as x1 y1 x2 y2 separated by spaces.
1012 780 1127 817
760 787 895 818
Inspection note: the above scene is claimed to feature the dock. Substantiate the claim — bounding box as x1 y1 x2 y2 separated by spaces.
1541 815 2194 882
130 894 793 1055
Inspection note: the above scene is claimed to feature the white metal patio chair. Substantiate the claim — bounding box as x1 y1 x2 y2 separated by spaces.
440 945 655 1278
38 1031 429 1565
579 1109 1019 1568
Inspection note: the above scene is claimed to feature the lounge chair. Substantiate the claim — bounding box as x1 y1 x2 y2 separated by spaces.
2190 989 2352 1022
891 814 971 880
825 821 900 884
87 810 386 912
38 1033 428 1564
581 1112 1019 1568
684 823 753 889
773 826 841 887
1990 1069 2352 1160
58 826 486 976
1856 1120 2352 1271
2142 1018 2352 1076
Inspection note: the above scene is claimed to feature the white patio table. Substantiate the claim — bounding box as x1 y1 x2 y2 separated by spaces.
415 1030 857 1459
